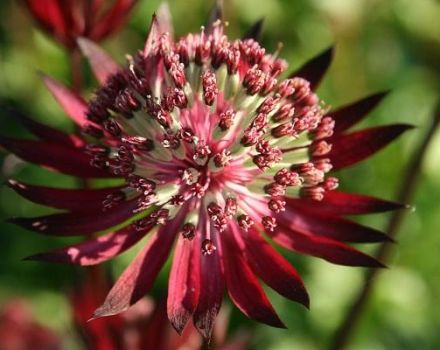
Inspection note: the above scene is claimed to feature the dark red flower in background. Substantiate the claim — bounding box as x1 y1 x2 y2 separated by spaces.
24 0 137 49
0 299 62 350
1 3 412 339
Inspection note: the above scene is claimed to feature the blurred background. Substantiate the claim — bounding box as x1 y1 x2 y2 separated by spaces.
0 0 439 349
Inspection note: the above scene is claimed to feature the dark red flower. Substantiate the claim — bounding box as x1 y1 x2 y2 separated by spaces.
24 0 137 49
71 278 250 350
2 4 411 339
0 299 62 350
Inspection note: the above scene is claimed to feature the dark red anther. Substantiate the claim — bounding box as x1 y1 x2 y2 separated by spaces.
290 77 311 101
181 223 196 240
301 186 325 201
202 70 218 106
172 88 188 109
273 103 295 122
225 197 237 218
115 88 140 117
262 76 278 95
145 96 162 118
313 158 332 173
237 214 254 231
243 66 267 95
297 163 324 185
251 113 268 131
226 47 240 74
111 160 135 176
211 39 231 69
191 183 206 198
84 144 109 156
207 202 223 217
126 174 156 193
117 145 134 162
274 168 302 186
265 182 286 196
82 124 104 139
161 88 176 112
262 215 277 232
258 96 280 114
87 99 110 123
193 141 211 160
151 208 170 225
122 136 154 152
90 154 108 169
311 140 332 156
102 190 126 211
176 38 190 66
161 132 180 149
213 149 231 167
272 122 295 138
314 116 335 139
170 194 185 206
218 109 235 130
277 79 296 98
268 198 286 213
239 39 265 65
323 177 339 191
241 127 263 147
103 119 122 137
201 239 216 255
195 38 211 65
178 127 195 143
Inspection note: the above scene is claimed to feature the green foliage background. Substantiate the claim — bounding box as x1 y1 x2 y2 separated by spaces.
0 0 439 349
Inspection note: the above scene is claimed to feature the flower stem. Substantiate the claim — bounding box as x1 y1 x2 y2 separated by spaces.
328 100 440 350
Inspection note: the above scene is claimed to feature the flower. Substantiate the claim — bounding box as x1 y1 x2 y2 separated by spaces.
0 298 62 350
2 3 411 339
24 0 137 50
71 277 250 350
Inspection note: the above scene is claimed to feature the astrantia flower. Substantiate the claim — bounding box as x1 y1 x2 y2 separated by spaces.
24 0 137 49
2 4 411 338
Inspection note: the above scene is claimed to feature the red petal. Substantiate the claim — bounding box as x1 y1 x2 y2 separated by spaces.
330 92 389 134
42 75 89 127
287 191 404 215
91 0 137 41
245 227 309 307
0 137 110 178
11 107 81 147
221 226 285 328
24 222 152 265
157 2 174 38
77 38 120 85
289 47 333 90
328 124 413 170
8 199 139 236
91 213 184 319
270 226 384 267
243 19 264 40
167 235 201 334
7 180 123 211
193 219 225 339
278 206 392 243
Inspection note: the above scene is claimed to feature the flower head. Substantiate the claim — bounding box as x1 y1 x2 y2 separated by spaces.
24 0 137 49
2 3 411 339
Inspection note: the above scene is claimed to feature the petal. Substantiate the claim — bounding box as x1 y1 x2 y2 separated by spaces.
91 0 137 41
193 219 225 339
327 124 413 170
24 223 152 265
270 226 384 267
157 2 174 38
42 75 89 127
243 19 264 40
287 191 404 215
245 227 309 307
167 234 201 334
8 199 139 236
10 107 81 147
144 14 161 57
289 46 333 90
7 180 122 211
0 137 110 178
278 206 392 243
91 212 184 319
329 91 389 134
77 38 120 85
221 226 285 328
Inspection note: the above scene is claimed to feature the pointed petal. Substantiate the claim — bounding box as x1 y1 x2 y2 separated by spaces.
221 226 285 328
167 235 201 334
270 227 384 267
157 2 174 38
206 0 223 34
330 91 389 134
194 220 225 339
42 75 89 127
8 199 139 236
287 191 404 215
10 107 81 147
243 18 264 40
7 180 123 211
289 46 333 90
278 206 393 243
91 212 183 319
245 227 309 307
24 222 152 265
328 124 414 170
144 14 161 57
91 0 137 41
77 38 120 85
0 137 110 178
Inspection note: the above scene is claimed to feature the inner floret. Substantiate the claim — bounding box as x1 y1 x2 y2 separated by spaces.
83 21 337 254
